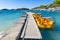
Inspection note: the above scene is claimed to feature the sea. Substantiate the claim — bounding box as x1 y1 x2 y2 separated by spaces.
0 9 60 40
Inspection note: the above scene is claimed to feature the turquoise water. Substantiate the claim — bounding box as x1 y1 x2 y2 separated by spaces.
0 10 60 40
33 10 60 40
0 10 26 32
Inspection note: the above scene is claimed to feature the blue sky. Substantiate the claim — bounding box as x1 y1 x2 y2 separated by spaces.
0 0 54 9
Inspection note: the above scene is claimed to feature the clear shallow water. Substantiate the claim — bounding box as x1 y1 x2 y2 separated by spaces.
0 10 60 40
0 10 26 32
33 10 60 40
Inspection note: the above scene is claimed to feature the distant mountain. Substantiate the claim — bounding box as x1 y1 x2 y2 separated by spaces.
33 5 47 9
16 8 29 10
1 9 9 11
33 0 60 10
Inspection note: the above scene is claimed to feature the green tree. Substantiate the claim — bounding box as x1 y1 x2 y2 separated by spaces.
32 0 60 9
39 5 47 8
32 5 47 9
54 0 60 6
48 4 55 8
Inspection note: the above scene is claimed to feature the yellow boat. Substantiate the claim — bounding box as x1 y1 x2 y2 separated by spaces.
33 14 54 29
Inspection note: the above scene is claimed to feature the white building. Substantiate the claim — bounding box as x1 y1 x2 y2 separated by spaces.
48 7 56 11
56 7 60 11
35 8 47 11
